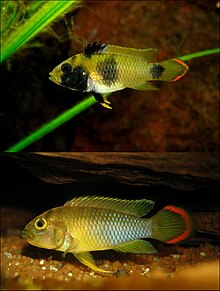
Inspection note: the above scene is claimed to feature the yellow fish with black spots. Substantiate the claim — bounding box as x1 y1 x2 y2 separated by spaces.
22 196 192 273
49 43 188 109
49 42 188 109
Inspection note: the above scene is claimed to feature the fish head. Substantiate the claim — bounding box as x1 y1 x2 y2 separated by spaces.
21 210 67 250
49 54 89 92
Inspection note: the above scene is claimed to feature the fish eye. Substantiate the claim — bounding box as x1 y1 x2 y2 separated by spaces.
61 63 72 74
34 217 47 230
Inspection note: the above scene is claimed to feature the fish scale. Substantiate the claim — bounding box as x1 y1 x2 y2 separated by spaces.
87 54 150 89
64 207 149 251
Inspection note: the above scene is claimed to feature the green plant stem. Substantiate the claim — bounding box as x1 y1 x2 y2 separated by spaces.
1 1 76 62
5 47 219 152
179 48 219 61
6 96 97 152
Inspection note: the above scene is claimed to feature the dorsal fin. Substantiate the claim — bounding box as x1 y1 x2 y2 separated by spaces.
84 42 107 58
64 196 155 217
102 44 158 62
84 42 158 62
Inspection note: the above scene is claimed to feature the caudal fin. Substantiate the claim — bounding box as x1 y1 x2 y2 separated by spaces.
150 205 192 244
158 58 189 82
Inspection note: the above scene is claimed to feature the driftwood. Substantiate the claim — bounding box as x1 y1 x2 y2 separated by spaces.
2 152 219 187
1 152 219 241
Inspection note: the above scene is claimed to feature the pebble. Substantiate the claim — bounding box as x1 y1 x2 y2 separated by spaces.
200 252 206 257
141 267 151 274
13 272 19 278
67 272 73 277
140 266 151 276
115 268 129 277
49 265 58 272
112 261 121 269
172 254 180 259
39 259 45 265
41 266 46 270
4 252 13 259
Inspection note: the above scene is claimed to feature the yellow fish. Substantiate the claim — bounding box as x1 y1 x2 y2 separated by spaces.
49 42 189 109
22 196 192 273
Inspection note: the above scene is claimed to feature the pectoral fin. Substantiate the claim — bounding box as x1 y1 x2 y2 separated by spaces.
60 235 79 259
114 240 157 254
73 252 113 273
93 92 112 109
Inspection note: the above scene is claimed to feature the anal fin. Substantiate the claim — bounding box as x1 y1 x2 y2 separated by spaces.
130 81 159 91
114 240 157 254
73 252 113 273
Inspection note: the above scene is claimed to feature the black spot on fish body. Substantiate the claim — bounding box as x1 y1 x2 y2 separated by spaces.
96 57 118 86
61 66 88 91
150 64 165 79
84 42 107 58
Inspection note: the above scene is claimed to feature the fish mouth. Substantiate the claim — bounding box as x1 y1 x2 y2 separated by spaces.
49 72 60 84
49 72 55 82
21 230 28 239
21 229 33 240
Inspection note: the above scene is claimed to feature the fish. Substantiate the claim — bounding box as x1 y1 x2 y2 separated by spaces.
21 196 192 273
49 42 189 109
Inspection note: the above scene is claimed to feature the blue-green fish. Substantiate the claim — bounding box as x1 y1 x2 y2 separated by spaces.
22 196 192 273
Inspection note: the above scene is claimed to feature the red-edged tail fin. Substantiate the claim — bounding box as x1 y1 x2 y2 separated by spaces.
158 58 189 82
150 205 192 244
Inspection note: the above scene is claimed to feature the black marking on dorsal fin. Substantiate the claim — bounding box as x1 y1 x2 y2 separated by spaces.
84 42 107 58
